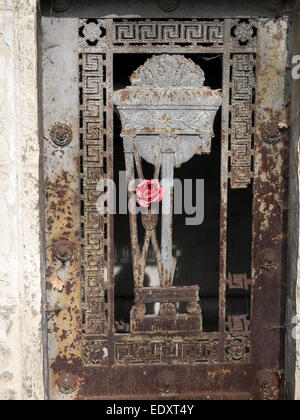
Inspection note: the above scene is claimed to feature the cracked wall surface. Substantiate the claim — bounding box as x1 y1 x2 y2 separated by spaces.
0 0 44 400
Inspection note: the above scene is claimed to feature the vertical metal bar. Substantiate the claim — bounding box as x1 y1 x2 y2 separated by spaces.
105 19 115 362
125 150 141 287
161 151 174 287
140 231 151 286
42 17 82 399
251 18 290 377
218 19 231 362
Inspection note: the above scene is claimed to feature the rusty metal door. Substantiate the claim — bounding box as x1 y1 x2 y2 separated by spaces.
42 13 290 400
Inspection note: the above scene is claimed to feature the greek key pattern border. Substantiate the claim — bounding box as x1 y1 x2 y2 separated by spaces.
80 52 108 336
229 53 256 189
112 20 224 45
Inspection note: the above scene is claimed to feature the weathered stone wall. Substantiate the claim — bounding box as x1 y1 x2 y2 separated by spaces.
0 0 45 400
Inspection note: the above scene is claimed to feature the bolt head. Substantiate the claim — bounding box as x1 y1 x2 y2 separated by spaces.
57 373 77 394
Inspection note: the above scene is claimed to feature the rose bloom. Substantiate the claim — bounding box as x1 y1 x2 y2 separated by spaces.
136 180 164 208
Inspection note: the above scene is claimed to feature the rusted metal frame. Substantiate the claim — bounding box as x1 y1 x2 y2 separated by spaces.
43 17 83 399
42 15 275 400
250 18 290 398
77 362 254 398
218 19 231 363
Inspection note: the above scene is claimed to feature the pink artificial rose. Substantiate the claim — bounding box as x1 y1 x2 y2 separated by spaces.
136 180 164 208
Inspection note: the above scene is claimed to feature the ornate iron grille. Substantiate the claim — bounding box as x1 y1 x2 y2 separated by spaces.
79 18 257 366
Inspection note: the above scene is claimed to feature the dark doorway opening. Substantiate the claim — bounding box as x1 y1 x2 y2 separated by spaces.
113 53 224 332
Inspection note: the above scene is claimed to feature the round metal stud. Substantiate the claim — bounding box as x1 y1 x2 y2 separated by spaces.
259 248 279 272
256 369 279 400
158 0 180 12
52 0 72 12
261 121 281 145
50 123 73 147
53 239 74 263
57 373 77 395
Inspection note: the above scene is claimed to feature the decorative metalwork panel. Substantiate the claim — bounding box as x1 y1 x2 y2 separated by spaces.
43 14 289 400
229 53 256 189
78 18 257 367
